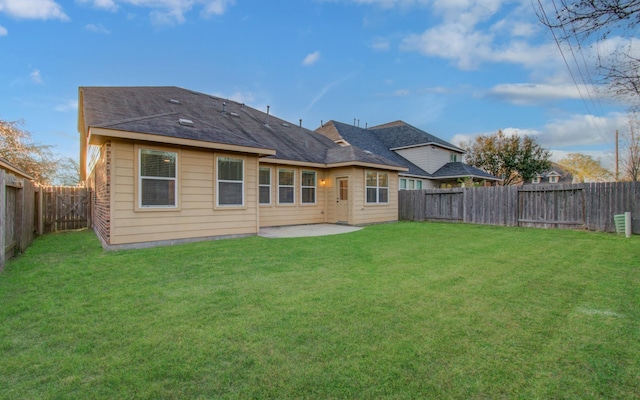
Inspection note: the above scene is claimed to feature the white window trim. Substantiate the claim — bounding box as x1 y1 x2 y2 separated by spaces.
278 168 295 205
216 156 245 208
365 171 389 204
137 146 179 210
259 166 272 205
301 170 317 205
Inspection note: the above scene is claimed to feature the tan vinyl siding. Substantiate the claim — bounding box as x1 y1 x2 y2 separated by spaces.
321 167 399 226
109 141 259 246
353 169 399 225
259 164 327 227
395 145 453 174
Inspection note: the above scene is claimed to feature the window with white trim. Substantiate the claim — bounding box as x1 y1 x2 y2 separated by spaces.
400 178 423 190
278 168 295 204
301 170 316 204
549 175 559 183
450 153 458 162
217 157 244 206
139 148 177 208
366 171 389 204
259 167 271 205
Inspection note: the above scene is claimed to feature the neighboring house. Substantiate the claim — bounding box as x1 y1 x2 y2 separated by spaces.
78 86 407 250
530 163 574 185
315 120 500 189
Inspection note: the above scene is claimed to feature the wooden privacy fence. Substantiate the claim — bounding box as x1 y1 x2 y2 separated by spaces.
399 182 640 234
1 177 90 270
1 167 38 270
41 186 90 233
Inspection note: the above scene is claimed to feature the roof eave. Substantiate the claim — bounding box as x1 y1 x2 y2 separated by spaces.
88 127 277 156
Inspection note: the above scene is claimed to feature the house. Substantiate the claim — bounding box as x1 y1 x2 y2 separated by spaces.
78 86 407 250
315 120 500 188
530 163 574 185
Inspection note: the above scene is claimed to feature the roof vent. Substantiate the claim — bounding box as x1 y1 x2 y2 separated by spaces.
179 118 194 127
169 99 181 104
364 150 373 155
230 112 239 117
282 123 289 127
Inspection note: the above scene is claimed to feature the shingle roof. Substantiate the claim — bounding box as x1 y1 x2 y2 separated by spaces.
80 86 404 168
369 120 464 152
432 162 501 180
316 121 432 178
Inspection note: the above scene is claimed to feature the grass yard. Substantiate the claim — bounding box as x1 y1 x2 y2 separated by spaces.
1 222 639 399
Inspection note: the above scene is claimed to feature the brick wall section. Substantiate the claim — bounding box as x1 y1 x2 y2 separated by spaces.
88 142 111 245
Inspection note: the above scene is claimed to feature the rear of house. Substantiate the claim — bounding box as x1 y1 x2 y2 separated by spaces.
79 86 406 249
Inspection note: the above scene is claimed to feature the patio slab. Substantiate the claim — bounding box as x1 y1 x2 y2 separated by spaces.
258 224 362 238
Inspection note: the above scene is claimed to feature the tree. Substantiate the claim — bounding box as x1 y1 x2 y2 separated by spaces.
52 157 81 186
0 118 59 185
622 114 640 181
462 130 552 185
557 153 613 182
536 0 640 107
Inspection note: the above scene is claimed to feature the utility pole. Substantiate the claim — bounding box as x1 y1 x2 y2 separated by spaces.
615 129 619 182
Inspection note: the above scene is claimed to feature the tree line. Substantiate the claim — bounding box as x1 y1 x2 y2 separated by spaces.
1 118 80 186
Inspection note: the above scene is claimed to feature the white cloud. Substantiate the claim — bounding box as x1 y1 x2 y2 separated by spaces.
85 23 111 34
370 37 390 51
212 91 256 104
76 0 236 25
305 72 358 112
77 0 118 11
0 24 7 36
202 0 235 16
30 69 42 84
451 112 625 153
54 99 78 112
0 0 69 20
393 89 410 96
488 83 604 105
302 51 321 66
400 22 559 71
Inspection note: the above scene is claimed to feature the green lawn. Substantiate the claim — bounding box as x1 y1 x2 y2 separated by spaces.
1 222 639 399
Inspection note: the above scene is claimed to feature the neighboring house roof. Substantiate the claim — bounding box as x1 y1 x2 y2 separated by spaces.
432 162 500 181
316 120 501 182
531 162 574 184
78 86 406 171
316 120 432 178
369 120 465 153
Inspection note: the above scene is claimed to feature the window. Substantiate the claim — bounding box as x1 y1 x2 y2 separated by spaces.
450 153 458 162
217 157 243 206
278 168 295 204
416 180 423 189
259 167 271 205
549 176 559 183
301 171 316 204
532 176 541 184
400 178 407 190
408 179 415 190
366 171 389 204
139 148 177 208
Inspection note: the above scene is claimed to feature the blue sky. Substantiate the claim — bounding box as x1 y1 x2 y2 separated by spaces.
0 0 633 169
